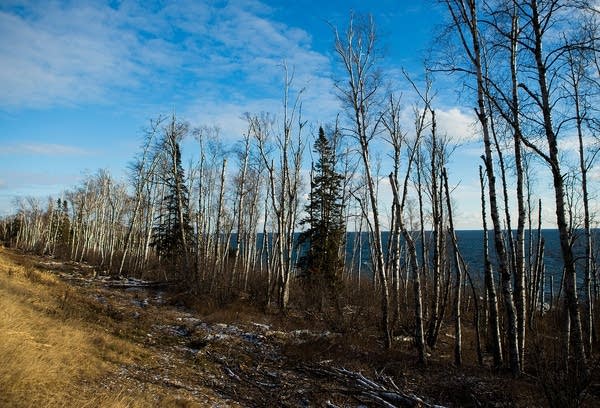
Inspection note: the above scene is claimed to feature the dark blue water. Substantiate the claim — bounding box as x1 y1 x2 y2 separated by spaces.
343 229 598 292
243 229 597 293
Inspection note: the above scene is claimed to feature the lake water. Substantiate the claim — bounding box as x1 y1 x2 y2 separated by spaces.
247 229 597 294
343 229 598 293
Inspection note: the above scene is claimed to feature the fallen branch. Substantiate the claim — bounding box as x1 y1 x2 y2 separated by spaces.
306 365 445 408
103 280 175 289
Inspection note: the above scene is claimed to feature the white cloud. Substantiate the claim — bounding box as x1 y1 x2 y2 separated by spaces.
0 0 337 127
587 167 600 182
185 77 340 143
0 3 144 107
435 107 478 143
185 98 278 141
0 143 90 156
558 133 599 155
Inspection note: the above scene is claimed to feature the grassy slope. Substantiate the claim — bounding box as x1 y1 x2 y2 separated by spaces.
0 247 225 408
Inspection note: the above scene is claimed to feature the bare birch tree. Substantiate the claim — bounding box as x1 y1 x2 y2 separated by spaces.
333 13 392 348
384 91 426 362
119 118 161 276
515 0 592 372
442 0 520 375
251 64 305 310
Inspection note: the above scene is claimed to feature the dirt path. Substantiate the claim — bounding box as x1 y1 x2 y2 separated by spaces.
74 277 433 406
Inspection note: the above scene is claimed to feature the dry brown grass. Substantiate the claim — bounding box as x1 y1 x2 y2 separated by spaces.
0 248 218 408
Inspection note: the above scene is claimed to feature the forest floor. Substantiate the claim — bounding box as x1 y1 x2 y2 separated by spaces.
0 247 595 407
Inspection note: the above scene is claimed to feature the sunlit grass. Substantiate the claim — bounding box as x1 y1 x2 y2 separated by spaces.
0 248 212 407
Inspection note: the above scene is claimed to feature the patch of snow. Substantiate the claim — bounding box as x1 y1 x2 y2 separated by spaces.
181 316 203 324
205 333 230 342
252 322 271 331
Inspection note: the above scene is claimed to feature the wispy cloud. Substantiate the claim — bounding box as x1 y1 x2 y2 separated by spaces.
0 0 334 116
0 143 90 156
558 133 599 155
1 170 78 186
0 2 144 107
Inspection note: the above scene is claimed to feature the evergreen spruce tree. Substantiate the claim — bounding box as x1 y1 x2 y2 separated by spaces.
298 126 345 311
152 119 193 272
55 198 71 254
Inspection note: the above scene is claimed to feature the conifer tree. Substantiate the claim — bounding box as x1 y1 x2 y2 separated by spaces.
298 126 345 310
55 198 71 254
152 117 194 272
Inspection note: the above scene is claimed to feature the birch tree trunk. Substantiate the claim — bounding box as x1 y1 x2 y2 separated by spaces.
442 167 462 367
426 111 444 349
231 131 251 290
390 173 425 364
119 120 159 276
567 45 594 356
521 0 587 372
444 0 520 376
509 7 527 369
386 98 425 362
479 165 503 368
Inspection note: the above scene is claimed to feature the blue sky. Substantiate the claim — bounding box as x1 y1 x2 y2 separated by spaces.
0 0 526 228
